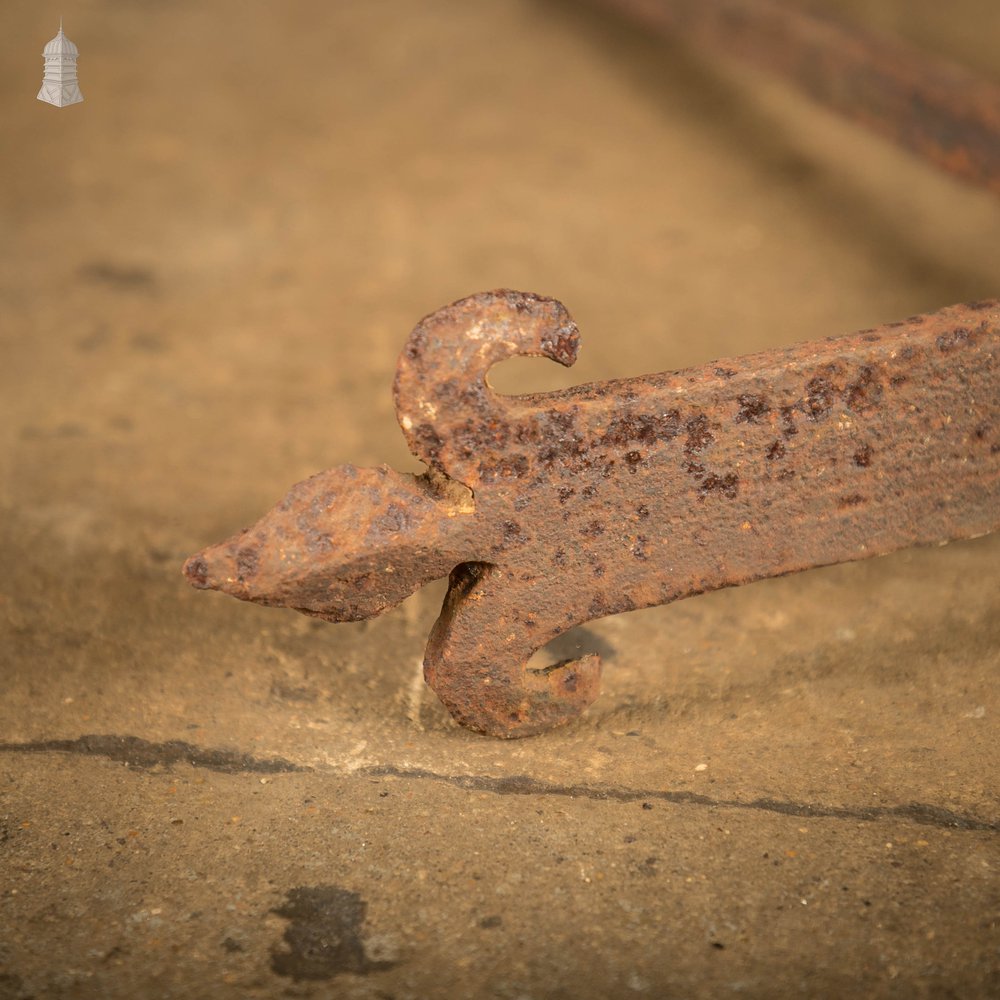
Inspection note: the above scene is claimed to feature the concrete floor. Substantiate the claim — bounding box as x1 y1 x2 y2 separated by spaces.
1 1 998 997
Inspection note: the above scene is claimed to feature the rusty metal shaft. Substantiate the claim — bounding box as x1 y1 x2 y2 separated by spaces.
186 292 1000 738
588 0 1000 195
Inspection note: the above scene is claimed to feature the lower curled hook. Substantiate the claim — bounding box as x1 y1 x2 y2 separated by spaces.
422 564 602 738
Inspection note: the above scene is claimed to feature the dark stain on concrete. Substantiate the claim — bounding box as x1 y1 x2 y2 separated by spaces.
130 331 168 353
270 677 319 703
361 765 998 832
270 886 396 981
78 261 157 290
0 735 308 774
0 974 30 1000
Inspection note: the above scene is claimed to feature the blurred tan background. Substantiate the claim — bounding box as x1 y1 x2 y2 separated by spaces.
1 2 998 998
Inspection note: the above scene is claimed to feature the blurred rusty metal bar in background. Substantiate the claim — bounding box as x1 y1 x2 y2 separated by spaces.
587 0 1000 195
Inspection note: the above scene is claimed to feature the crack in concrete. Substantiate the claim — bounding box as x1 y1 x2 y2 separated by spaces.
0 734 308 774
1 736 994 832
360 765 999 833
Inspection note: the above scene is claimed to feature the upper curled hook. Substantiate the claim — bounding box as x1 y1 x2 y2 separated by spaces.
393 289 580 486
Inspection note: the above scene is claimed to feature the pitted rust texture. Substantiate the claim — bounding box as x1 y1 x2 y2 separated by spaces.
185 291 1000 737
589 0 1000 196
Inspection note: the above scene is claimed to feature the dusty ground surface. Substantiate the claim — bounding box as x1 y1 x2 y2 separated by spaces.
1 1 998 997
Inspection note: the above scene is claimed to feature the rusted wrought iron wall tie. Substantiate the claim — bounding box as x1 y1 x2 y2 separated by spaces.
185 291 1000 737
586 0 1000 196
